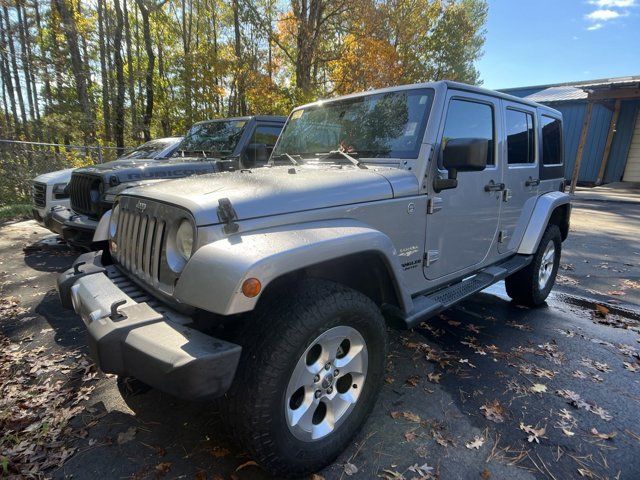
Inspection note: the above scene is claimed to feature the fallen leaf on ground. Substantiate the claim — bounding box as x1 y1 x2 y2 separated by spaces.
210 446 230 458
391 411 421 423
480 400 506 423
404 430 417 442
590 428 616 440
623 362 639 372
155 462 171 475
427 372 441 384
116 426 137 445
405 375 420 387
520 423 546 443
408 462 434 477
466 435 485 449
595 304 609 317
236 460 259 472
344 462 358 475
530 383 547 393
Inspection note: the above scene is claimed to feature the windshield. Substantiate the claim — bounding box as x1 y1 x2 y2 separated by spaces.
273 88 433 161
175 120 247 157
120 138 177 160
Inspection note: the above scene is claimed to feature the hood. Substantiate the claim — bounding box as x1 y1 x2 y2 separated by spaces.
33 167 74 185
123 165 419 226
73 157 217 184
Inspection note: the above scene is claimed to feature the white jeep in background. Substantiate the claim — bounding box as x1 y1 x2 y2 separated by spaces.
31 167 74 226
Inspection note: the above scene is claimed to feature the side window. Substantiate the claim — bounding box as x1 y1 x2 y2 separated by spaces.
506 109 535 164
541 115 563 166
441 99 495 166
251 125 282 150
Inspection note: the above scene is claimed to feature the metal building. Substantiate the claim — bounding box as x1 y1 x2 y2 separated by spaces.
501 76 640 186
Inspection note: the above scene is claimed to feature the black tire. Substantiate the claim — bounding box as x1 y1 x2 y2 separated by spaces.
116 375 151 397
506 224 561 306
221 278 387 478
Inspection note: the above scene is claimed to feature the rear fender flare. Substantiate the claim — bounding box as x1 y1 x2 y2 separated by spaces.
517 191 570 254
174 219 412 315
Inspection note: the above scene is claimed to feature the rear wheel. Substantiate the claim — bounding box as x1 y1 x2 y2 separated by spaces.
222 279 387 478
506 224 561 306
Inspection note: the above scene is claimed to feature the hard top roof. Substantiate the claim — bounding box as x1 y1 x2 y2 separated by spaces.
294 80 560 116
191 115 287 126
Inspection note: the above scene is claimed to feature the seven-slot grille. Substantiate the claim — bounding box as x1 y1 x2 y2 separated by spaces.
32 182 46 207
112 198 167 286
69 172 102 217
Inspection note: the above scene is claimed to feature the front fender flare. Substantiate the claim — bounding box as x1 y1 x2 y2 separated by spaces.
174 219 412 315
517 191 570 254
93 209 112 243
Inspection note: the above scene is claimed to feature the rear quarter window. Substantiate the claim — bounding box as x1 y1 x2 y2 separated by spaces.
541 115 563 166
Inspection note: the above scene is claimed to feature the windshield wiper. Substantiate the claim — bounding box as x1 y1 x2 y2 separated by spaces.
270 152 300 166
317 150 368 169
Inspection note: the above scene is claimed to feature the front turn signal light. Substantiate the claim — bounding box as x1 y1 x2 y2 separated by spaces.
241 278 261 298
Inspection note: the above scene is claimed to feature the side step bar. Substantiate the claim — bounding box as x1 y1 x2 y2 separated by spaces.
388 255 532 329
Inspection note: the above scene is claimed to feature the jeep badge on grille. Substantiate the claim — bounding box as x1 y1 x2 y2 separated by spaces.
136 201 147 212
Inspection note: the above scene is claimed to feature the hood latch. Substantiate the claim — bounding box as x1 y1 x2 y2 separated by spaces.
217 198 239 234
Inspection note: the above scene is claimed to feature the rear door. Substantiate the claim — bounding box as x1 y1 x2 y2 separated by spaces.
424 92 503 280
498 101 539 253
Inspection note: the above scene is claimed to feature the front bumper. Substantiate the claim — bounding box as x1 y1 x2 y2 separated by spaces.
57 251 242 401
45 206 98 249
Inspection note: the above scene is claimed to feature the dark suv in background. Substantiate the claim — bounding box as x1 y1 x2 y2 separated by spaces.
46 116 285 249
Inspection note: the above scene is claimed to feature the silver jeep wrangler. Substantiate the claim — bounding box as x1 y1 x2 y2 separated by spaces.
58 81 570 477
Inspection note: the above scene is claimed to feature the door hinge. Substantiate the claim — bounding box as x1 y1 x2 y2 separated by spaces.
498 230 509 243
427 197 443 214
424 250 440 266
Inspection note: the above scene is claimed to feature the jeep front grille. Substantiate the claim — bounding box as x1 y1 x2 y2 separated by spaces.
113 200 166 285
32 182 46 208
69 172 102 218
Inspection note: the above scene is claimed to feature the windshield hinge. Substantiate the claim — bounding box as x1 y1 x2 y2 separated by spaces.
217 198 239 234
427 197 443 214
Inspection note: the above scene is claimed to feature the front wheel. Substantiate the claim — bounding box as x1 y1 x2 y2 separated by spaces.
506 224 561 306
222 279 387 478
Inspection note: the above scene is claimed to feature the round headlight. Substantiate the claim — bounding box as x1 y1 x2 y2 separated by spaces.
176 219 194 259
109 204 120 238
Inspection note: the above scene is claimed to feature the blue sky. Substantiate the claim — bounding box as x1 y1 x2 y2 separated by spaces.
478 0 640 89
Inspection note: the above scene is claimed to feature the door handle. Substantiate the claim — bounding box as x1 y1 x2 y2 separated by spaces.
525 177 540 187
484 181 505 192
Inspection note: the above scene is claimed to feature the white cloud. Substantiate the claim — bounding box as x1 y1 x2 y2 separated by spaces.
585 8 623 20
589 0 636 7
587 23 604 30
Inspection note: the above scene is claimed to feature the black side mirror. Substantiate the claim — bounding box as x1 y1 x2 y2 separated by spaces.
242 143 268 168
434 138 488 192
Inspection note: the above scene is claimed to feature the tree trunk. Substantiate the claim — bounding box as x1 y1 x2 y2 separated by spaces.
113 0 126 152
33 1 53 113
232 0 246 115
52 0 95 142
181 0 193 125
123 0 137 138
2 5 29 136
97 0 113 142
21 1 41 123
15 0 35 124
0 13 19 133
136 0 155 142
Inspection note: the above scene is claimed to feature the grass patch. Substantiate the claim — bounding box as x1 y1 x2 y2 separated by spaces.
0 203 32 223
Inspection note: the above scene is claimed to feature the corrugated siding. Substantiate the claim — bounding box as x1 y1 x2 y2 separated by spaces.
550 101 638 183
606 100 640 182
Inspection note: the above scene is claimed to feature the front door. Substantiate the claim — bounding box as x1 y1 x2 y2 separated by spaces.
424 92 503 280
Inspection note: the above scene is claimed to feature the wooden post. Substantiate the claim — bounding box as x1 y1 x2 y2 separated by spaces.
570 101 594 194
596 99 621 185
